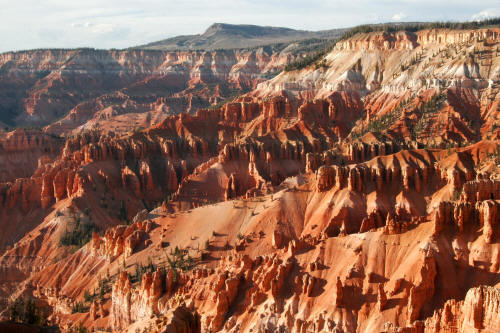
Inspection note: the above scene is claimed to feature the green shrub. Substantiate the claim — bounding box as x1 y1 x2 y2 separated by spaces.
412 93 447 139
98 276 110 301
118 200 128 222
166 247 194 272
59 220 99 249
285 18 500 73
339 19 500 41
8 297 47 325
83 289 93 303
71 301 86 314
284 47 333 72
132 259 157 283
352 97 412 138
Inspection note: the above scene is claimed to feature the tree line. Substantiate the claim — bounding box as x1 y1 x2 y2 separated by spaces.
284 17 500 72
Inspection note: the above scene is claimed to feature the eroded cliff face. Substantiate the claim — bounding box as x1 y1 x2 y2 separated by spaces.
0 128 63 182
257 28 500 96
0 48 297 134
414 285 500 333
23 143 500 332
255 28 500 146
0 28 499 332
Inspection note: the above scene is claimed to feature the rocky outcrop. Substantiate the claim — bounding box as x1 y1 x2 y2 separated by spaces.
460 285 500 332
431 199 498 241
416 285 500 332
407 250 437 324
316 166 336 191
480 200 499 244
1 27 500 333
462 179 500 203
360 209 384 232
0 129 63 183
110 271 133 330
110 268 166 330
225 173 239 200
90 220 153 260
90 300 108 320
347 141 398 163
161 306 201 333
432 201 454 236
0 48 304 131
209 274 241 331
377 283 387 311
335 277 344 307
335 30 419 51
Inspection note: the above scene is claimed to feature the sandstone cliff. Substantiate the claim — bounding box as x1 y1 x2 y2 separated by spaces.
0 47 301 134
0 27 499 332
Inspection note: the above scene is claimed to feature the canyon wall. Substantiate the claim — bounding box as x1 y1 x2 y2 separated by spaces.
0 47 297 134
0 28 499 332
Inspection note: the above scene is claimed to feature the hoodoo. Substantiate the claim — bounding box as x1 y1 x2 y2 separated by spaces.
0 17 499 333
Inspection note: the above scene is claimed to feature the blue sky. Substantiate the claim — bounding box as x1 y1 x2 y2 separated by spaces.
0 0 499 52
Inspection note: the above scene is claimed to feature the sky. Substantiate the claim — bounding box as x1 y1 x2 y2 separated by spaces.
0 0 499 53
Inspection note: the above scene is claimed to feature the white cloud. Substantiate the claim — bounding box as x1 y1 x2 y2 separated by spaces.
71 22 92 28
472 8 500 21
392 12 407 21
1 1 500 52
72 22 117 34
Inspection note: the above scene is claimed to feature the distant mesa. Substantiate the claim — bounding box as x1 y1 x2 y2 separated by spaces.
135 22 346 51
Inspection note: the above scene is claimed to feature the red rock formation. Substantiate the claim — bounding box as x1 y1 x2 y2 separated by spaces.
110 271 133 330
377 283 387 311
480 200 499 244
432 201 454 236
335 277 344 307
209 275 240 331
407 250 437 324
0 48 306 134
463 179 500 203
396 285 500 332
0 129 62 183
110 268 168 330
0 27 499 333
90 221 152 260
316 166 336 191
161 306 201 333
89 300 107 320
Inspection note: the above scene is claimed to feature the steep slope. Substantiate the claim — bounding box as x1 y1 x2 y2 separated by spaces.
254 28 500 147
0 27 499 332
0 48 301 133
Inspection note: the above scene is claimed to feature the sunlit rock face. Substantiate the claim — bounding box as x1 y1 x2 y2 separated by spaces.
0 27 499 333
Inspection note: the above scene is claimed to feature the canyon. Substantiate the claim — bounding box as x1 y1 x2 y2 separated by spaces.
0 47 300 135
0 25 499 333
